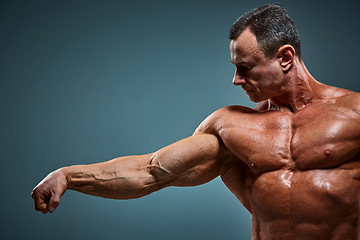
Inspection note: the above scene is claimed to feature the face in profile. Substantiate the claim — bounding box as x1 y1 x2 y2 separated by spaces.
230 28 286 103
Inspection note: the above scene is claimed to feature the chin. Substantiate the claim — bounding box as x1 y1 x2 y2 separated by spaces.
245 91 266 103
249 98 262 103
248 95 264 103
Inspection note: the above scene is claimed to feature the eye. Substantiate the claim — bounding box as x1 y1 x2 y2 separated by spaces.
237 65 253 75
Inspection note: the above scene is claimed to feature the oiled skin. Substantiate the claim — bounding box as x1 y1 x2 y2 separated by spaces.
31 27 360 240
32 89 360 240
197 93 360 240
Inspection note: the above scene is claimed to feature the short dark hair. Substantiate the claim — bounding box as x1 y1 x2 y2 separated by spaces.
229 4 301 59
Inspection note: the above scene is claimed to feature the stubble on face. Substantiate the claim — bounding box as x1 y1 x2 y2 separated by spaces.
230 28 285 103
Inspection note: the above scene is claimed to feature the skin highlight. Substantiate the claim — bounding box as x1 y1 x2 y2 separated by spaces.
32 16 360 240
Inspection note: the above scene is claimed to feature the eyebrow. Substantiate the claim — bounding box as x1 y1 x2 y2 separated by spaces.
231 59 248 65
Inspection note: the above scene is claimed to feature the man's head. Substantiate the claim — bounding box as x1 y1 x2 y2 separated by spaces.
229 4 301 59
229 5 301 103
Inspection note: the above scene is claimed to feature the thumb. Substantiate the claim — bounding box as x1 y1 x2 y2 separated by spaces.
47 193 60 213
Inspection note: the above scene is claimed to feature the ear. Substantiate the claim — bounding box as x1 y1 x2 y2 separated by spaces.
277 45 295 72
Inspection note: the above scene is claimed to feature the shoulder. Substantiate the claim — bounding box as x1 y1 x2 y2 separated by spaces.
319 84 360 112
332 90 360 114
194 105 256 135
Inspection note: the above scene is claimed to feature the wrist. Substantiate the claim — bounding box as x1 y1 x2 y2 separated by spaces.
60 164 89 190
58 166 73 190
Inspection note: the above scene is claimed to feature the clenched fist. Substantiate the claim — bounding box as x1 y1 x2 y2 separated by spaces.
31 168 69 214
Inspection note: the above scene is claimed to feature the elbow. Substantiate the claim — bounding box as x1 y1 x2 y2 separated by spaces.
148 151 174 187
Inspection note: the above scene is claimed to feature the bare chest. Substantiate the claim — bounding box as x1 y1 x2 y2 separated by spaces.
219 105 360 173
217 104 360 236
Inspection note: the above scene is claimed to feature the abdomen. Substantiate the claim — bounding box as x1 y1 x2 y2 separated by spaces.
249 165 360 239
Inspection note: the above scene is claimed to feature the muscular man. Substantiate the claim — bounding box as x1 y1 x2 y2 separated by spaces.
32 4 360 240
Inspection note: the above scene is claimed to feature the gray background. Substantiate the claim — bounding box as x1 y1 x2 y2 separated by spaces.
1 0 360 239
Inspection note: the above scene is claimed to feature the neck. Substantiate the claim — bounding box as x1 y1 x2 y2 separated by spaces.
269 58 320 113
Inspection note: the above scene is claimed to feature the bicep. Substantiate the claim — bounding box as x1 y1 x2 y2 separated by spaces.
149 134 223 187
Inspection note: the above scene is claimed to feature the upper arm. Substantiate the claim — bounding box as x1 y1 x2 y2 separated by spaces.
149 134 225 187
149 106 252 188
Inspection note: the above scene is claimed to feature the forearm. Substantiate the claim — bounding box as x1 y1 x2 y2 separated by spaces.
62 153 161 199
32 134 224 214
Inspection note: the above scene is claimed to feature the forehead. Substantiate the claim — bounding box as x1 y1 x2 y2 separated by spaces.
230 28 264 63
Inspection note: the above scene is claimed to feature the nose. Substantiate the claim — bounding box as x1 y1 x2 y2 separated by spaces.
232 70 246 86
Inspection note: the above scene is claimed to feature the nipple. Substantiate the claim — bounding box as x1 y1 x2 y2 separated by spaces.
324 149 332 157
250 161 256 168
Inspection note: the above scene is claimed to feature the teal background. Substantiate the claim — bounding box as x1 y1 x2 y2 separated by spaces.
1 0 360 239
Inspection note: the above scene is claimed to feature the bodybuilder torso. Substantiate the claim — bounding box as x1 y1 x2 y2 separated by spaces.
207 93 360 240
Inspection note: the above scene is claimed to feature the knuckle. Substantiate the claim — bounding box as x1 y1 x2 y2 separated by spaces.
35 205 44 211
